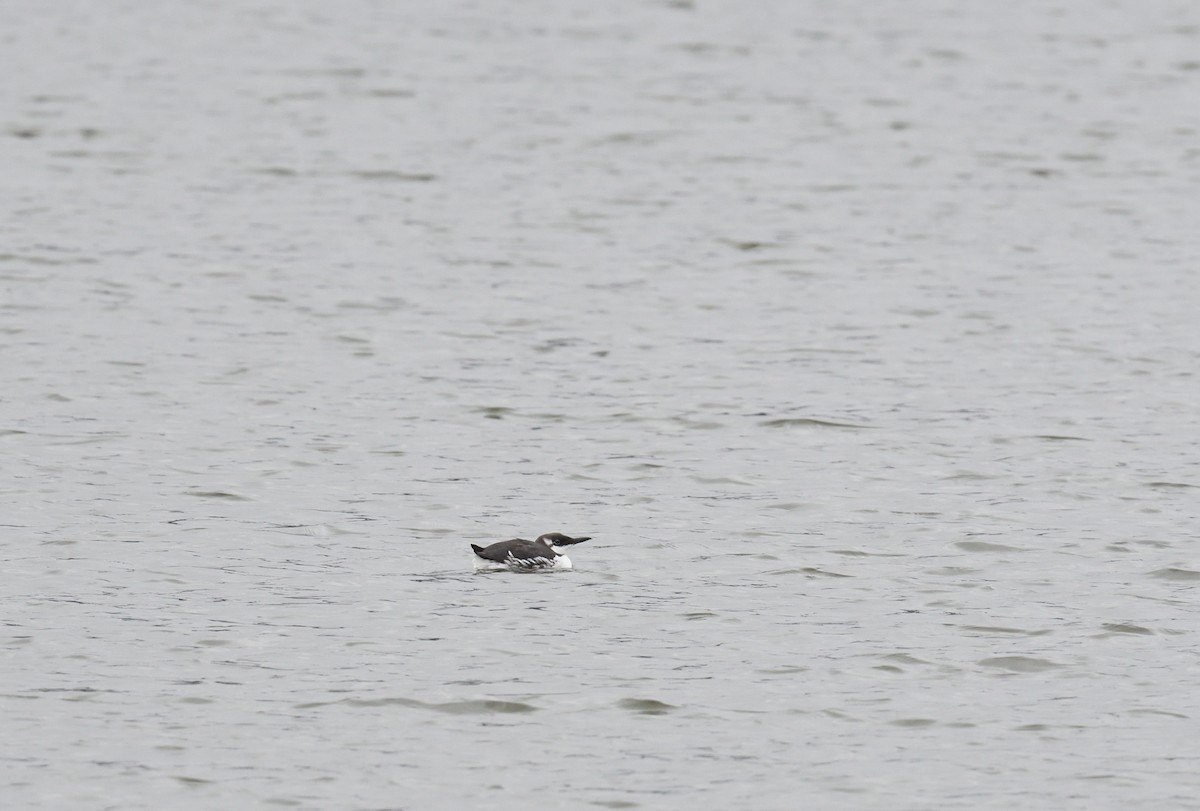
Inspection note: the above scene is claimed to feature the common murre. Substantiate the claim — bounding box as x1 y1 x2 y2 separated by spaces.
470 533 592 572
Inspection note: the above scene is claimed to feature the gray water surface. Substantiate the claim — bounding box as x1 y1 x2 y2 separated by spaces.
4 1 1200 808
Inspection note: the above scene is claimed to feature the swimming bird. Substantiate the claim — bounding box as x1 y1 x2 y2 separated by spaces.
470 533 592 572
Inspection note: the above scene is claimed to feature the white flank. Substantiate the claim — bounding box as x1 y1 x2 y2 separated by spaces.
472 555 511 572
471 550 573 573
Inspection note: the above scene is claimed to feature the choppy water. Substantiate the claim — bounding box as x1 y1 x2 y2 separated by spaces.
4 1 1200 808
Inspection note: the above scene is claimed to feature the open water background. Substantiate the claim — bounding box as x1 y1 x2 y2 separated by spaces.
3 1 1200 808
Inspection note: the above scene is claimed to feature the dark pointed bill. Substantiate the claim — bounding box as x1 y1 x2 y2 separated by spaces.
536 533 591 546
